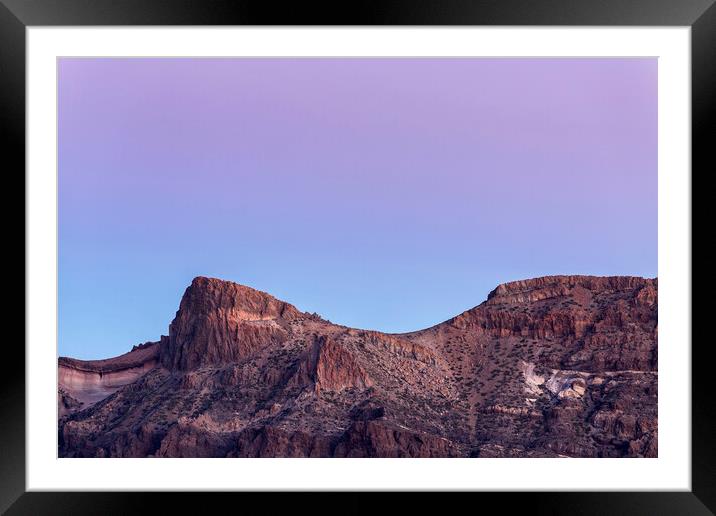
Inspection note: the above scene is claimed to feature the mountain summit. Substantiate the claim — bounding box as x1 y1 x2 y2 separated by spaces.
161 276 302 371
59 274 658 458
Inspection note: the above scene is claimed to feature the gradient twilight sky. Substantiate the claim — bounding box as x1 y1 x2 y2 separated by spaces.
58 58 657 359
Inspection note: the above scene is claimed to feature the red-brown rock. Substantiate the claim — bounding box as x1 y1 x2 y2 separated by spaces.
59 274 658 458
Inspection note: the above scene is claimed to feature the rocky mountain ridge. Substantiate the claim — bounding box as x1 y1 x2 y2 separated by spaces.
59 274 657 458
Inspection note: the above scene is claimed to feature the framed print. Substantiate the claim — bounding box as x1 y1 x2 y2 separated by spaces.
3 0 713 513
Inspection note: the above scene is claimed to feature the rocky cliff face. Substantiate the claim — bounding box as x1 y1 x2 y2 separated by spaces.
58 341 160 416
161 277 301 371
59 275 657 458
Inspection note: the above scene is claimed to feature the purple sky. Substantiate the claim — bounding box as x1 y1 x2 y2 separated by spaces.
59 58 657 359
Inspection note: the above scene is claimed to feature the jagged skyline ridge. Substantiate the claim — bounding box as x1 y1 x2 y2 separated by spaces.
59 274 658 458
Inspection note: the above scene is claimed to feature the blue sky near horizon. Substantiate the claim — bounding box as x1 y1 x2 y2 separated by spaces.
58 58 657 360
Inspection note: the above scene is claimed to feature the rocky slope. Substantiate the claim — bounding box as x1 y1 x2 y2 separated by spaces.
58 341 160 417
58 275 658 458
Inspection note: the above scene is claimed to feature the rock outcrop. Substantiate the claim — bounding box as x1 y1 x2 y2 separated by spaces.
58 341 160 415
59 275 658 458
160 277 300 371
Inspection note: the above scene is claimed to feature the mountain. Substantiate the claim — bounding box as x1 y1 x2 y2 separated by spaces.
58 275 658 458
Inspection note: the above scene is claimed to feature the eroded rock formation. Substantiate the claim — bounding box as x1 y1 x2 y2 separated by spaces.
59 275 658 458
58 341 160 415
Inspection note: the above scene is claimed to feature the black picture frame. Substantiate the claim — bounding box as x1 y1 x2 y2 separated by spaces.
2 1 712 513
